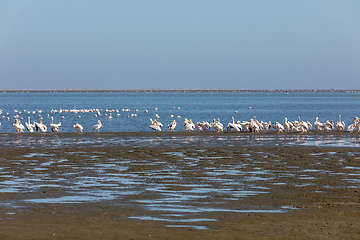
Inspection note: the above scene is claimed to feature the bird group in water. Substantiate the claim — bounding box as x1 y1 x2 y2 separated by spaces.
149 115 356 133
1 107 359 133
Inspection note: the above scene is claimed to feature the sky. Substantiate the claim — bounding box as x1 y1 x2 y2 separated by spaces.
0 1 360 90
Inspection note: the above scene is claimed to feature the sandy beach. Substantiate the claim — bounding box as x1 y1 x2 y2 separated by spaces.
0 132 359 239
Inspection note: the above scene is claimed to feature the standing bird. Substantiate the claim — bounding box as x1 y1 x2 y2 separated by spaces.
284 118 291 131
35 118 47 132
335 115 345 131
227 117 242 132
210 119 223 132
167 120 178 132
50 116 61 132
93 120 103 132
13 119 25 133
272 122 284 133
73 123 83 132
184 119 195 131
313 117 324 131
149 118 162 131
25 116 35 132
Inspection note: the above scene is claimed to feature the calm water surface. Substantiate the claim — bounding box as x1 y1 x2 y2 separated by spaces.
1 92 360 133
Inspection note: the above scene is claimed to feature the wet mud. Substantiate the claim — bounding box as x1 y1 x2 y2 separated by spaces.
0 132 359 239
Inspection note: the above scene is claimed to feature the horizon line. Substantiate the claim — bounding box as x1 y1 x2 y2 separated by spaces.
0 89 360 93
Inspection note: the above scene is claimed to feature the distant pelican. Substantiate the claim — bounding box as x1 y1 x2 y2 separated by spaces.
13 119 25 133
196 122 203 131
25 116 35 132
335 115 345 131
227 117 242 132
272 122 284 133
284 118 291 131
73 123 83 132
323 120 334 132
261 121 271 130
184 119 195 131
35 118 47 132
150 118 162 131
93 120 103 132
167 120 178 132
50 116 61 132
253 116 263 130
210 119 223 133
313 117 324 131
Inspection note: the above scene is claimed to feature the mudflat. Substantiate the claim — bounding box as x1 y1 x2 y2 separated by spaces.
0 132 359 239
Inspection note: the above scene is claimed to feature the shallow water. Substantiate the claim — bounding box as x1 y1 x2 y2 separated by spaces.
1 91 360 133
1 132 360 149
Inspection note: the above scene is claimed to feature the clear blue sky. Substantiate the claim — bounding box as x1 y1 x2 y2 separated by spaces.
1 1 359 90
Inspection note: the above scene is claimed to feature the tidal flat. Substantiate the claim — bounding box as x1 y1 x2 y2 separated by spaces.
0 132 359 239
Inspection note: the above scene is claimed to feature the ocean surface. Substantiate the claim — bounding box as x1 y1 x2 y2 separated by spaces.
1 91 360 133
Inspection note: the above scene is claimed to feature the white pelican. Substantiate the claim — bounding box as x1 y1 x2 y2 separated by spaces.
197 121 210 131
93 120 103 132
313 117 324 131
35 118 47 132
249 119 260 133
272 122 284 133
335 115 345 131
13 119 25 133
253 116 264 130
167 120 178 132
238 121 250 131
210 119 223 133
297 121 309 133
202 121 211 131
261 121 271 130
284 118 292 131
50 116 61 132
25 116 35 132
73 123 83 132
227 117 242 132
323 120 334 132
184 119 195 131
149 118 162 131
196 122 203 131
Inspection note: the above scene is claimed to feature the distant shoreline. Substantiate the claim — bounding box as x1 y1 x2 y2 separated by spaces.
0 89 359 93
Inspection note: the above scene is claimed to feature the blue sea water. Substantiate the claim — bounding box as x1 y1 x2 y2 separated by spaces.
1 91 360 133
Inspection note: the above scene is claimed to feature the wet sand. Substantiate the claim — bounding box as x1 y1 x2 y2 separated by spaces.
0 132 359 239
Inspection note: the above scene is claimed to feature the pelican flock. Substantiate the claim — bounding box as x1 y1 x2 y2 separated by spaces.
1 106 360 134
